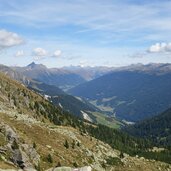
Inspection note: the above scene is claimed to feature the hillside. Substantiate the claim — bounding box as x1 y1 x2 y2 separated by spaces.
69 64 171 121
0 65 101 122
125 107 171 147
1 72 171 170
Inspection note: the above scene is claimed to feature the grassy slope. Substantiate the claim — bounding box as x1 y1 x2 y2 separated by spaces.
91 112 123 129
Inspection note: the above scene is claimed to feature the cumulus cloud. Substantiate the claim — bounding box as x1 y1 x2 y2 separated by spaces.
53 50 62 57
33 47 48 60
0 29 24 50
15 50 24 57
148 42 171 53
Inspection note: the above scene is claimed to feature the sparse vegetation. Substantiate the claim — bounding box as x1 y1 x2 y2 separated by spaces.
64 140 69 149
33 142 37 149
47 154 53 163
106 156 123 166
73 162 78 168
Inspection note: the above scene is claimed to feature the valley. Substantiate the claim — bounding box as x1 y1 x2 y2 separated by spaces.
69 63 171 122
1 1 171 170
1 65 171 170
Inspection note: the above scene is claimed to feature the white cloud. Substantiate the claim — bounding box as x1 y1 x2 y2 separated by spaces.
148 42 171 53
15 50 24 57
0 29 24 50
33 47 48 60
53 50 62 57
79 60 88 67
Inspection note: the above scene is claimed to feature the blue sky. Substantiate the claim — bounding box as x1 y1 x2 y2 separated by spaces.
0 0 171 67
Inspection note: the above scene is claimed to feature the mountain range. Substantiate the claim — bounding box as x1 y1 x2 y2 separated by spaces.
13 62 114 90
2 62 171 123
0 64 171 171
0 71 171 170
0 63 122 127
68 63 171 122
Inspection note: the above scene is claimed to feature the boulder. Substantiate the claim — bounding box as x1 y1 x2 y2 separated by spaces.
53 167 72 171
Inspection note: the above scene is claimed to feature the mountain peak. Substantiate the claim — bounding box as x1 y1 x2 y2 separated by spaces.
26 62 47 69
27 62 36 68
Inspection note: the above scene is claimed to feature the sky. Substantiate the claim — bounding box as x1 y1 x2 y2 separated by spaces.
0 0 171 67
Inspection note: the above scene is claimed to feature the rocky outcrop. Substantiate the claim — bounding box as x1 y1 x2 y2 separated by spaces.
0 122 40 170
47 166 91 171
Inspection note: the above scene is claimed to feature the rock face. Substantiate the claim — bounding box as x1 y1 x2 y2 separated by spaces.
22 144 40 166
0 122 39 170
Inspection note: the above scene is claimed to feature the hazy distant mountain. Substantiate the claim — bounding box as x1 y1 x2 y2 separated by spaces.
0 64 31 85
62 65 115 81
13 62 85 90
0 64 64 95
13 62 114 90
69 63 171 122
113 63 171 75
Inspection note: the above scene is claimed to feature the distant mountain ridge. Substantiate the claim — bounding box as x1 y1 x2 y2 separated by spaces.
12 62 114 90
68 63 171 122
113 63 171 75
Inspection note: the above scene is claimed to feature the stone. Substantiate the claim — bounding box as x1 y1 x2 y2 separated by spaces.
53 167 72 171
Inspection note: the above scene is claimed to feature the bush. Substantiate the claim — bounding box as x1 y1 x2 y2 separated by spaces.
33 142 37 149
64 140 69 149
47 154 53 163
73 162 78 167
106 156 123 166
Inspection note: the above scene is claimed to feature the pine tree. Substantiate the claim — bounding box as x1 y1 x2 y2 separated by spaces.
64 140 69 149
47 154 53 163
33 142 37 149
72 140 75 149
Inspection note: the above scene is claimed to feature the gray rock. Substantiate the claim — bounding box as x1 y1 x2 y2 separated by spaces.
12 149 33 169
52 167 72 171
3 124 18 143
77 166 92 171
22 144 40 166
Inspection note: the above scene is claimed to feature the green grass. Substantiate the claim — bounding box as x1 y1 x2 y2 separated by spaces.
91 112 123 129
90 100 114 112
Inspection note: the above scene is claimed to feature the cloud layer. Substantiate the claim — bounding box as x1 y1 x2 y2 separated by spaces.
0 29 24 50
53 50 62 57
148 42 171 53
33 48 48 60
32 48 62 60
1 1 171 42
